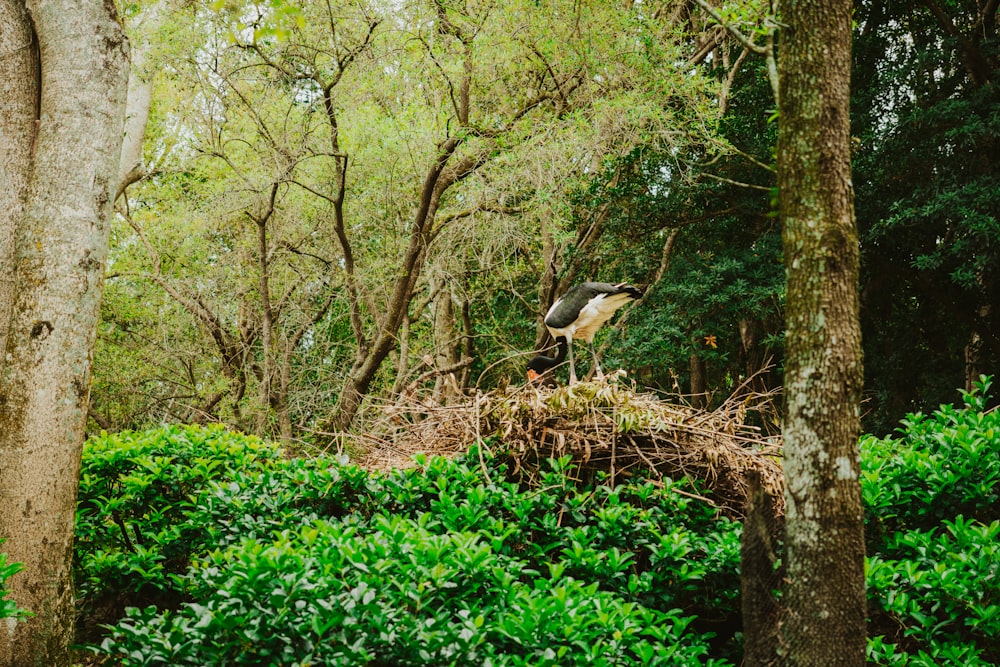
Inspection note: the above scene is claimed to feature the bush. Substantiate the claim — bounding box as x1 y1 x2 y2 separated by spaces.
861 376 1000 547
80 377 1000 666
79 429 740 665
373 455 742 622
102 516 727 666
862 376 1000 665
867 517 1000 663
76 425 292 626
0 542 27 621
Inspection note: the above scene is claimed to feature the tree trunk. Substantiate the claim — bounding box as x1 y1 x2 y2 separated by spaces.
458 286 473 390
741 470 782 666
964 302 989 392
0 0 37 351
116 68 152 199
328 137 463 431
689 352 707 409
0 1 129 664
115 0 170 200
432 276 461 403
775 0 866 664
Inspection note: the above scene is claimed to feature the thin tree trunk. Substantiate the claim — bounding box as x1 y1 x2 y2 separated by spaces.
0 0 37 352
115 0 170 200
432 276 461 403
689 352 707 409
0 0 129 664
776 0 866 663
459 286 473 390
256 216 274 434
329 137 463 431
116 68 152 199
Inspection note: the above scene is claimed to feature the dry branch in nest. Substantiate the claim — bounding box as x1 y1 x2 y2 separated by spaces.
357 379 784 520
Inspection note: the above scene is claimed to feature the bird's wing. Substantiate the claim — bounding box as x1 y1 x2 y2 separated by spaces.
544 283 602 329
544 283 641 346
571 292 637 341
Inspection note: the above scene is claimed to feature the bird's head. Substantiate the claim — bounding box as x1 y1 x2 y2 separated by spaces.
526 356 551 383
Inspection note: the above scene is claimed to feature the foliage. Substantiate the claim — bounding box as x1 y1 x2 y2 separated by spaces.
75 425 288 623
862 376 1000 664
555 58 783 399
103 516 723 666
867 518 1000 664
79 425 739 665
88 0 998 445
0 543 28 621
852 0 1000 433
95 0 725 437
860 377 1000 546
79 376 1000 664
630 224 783 392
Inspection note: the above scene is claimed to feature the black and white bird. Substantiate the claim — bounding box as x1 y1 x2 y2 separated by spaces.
527 281 643 384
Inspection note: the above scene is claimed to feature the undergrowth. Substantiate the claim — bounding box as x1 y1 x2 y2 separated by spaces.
35 376 1000 664
75 426 739 666
861 376 1000 665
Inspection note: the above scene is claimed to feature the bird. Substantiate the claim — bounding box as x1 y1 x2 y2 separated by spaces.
527 281 642 384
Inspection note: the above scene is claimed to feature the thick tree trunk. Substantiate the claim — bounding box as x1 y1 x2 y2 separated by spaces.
0 1 129 664
741 470 782 666
775 0 866 664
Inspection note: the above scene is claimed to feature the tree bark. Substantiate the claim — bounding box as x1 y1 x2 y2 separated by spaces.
0 0 37 352
432 275 462 403
0 0 129 664
329 137 464 431
115 0 170 200
775 0 866 664
116 68 152 199
741 470 782 666
689 352 707 409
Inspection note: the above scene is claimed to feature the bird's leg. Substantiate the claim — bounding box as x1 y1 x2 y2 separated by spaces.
567 338 578 384
589 343 604 381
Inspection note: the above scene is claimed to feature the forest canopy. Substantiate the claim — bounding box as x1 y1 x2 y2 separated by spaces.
91 0 1000 441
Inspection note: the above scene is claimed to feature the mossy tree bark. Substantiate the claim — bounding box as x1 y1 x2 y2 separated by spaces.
0 0 129 664
776 0 866 664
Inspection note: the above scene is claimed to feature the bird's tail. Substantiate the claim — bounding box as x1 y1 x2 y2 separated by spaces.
614 283 643 300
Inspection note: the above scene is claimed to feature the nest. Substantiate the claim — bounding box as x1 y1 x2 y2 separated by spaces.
356 379 785 520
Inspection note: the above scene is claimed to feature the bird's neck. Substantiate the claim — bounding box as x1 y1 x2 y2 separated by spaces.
529 337 569 375
547 336 568 365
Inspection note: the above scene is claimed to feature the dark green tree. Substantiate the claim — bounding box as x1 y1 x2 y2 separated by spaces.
853 0 1000 432
545 54 784 405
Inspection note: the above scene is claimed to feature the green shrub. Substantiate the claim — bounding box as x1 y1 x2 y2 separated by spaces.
82 387 1000 667
186 454 378 548
79 430 741 664
101 516 729 666
0 542 28 621
866 633 996 667
75 425 288 622
861 376 1000 548
374 454 742 620
862 376 1000 665
867 517 1000 664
